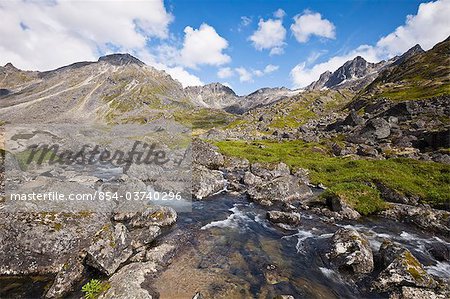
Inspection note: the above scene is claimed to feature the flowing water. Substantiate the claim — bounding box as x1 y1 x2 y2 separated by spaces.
153 194 450 299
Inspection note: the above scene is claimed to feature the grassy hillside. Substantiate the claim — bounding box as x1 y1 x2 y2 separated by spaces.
214 140 450 213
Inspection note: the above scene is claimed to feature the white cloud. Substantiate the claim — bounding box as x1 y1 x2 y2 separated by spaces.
264 64 279 74
180 23 231 69
274 9 286 19
163 66 204 87
290 0 450 88
376 0 450 56
235 67 253 82
222 82 233 89
0 0 173 71
290 10 336 43
217 67 234 79
249 17 286 55
235 64 279 82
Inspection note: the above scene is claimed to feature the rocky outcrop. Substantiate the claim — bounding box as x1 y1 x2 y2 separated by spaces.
380 204 450 235
192 165 226 199
372 240 436 293
192 139 225 170
324 192 361 220
326 228 374 275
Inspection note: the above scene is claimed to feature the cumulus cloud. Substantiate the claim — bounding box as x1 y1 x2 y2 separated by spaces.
217 67 234 79
236 64 279 81
290 10 336 43
0 0 173 71
376 0 450 56
274 9 286 19
180 23 231 69
290 0 450 88
249 17 286 55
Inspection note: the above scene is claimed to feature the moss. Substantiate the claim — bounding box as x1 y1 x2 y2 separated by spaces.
404 251 427 281
214 139 450 208
53 223 63 231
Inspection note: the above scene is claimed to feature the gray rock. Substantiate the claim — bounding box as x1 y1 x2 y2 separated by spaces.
362 118 391 139
45 255 85 299
372 240 436 293
129 226 161 250
326 228 374 275
192 165 226 199
247 175 312 203
113 206 177 228
266 211 301 226
192 139 224 170
85 223 133 276
389 286 447 299
325 193 361 220
100 262 158 299
250 162 290 180
425 242 450 262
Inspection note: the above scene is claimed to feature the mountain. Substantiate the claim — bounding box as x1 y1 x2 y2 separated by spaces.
307 56 392 91
0 54 187 124
361 37 450 100
185 83 239 109
225 87 301 114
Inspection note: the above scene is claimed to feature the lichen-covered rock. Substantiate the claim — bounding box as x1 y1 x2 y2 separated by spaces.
192 165 226 199
250 162 290 180
85 223 133 276
129 226 161 250
389 286 448 299
266 211 301 226
380 204 450 236
192 139 224 170
99 262 158 299
223 156 250 172
326 228 374 275
113 206 177 228
247 175 312 203
45 255 85 299
372 240 436 293
325 193 361 220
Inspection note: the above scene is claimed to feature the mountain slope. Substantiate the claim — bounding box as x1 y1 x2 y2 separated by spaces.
361 36 450 100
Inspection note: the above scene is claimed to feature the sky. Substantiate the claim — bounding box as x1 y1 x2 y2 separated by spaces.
0 0 449 95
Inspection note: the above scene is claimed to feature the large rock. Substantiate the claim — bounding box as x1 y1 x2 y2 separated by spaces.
45 255 85 299
360 118 391 140
325 193 361 220
266 211 301 226
380 204 450 236
85 223 133 276
372 240 436 293
250 162 290 180
192 139 224 170
129 226 161 250
389 286 448 299
113 206 177 228
247 175 312 204
374 181 418 205
192 165 226 199
99 262 158 299
326 228 374 275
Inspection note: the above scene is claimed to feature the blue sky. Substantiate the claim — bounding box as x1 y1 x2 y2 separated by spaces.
1 0 449 95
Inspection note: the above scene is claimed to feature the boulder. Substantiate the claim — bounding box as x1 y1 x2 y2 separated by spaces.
361 118 391 140
266 211 301 226
325 193 361 220
113 206 177 228
223 156 250 172
45 255 85 299
326 228 374 275
192 139 224 170
247 176 312 203
99 262 158 299
250 162 290 180
129 226 161 250
389 286 448 299
380 204 450 236
85 223 133 276
192 165 226 199
372 240 436 293
374 181 418 205
425 242 450 262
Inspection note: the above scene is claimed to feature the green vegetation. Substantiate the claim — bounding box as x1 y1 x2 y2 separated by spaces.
321 182 388 215
174 108 234 129
214 140 450 212
81 279 110 299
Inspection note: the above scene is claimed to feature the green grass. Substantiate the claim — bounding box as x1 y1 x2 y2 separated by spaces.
214 140 450 211
81 279 110 299
321 182 389 215
174 108 234 130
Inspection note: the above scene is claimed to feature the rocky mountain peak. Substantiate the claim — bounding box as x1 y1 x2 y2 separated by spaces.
391 44 424 66
98 53 145 66
202 82 237 96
